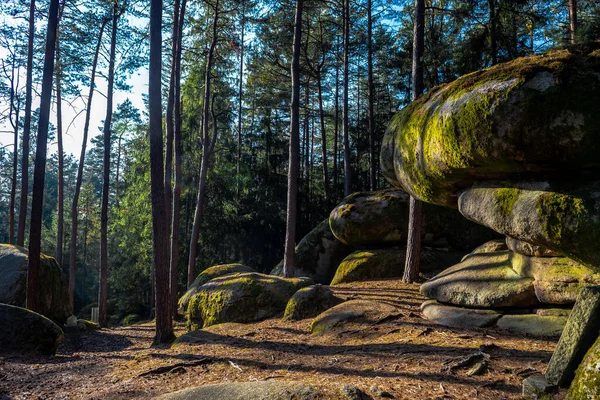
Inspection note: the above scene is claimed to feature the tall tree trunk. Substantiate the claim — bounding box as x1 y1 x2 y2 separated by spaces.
316 68 328 204
171 0 187 312
283 0 303 278
333 54 339 199
367 0 375 191
166 0 180 311
17 0 36 247
8 53 20 245
27 0 59 312
55 0 66 266
569 0 577 44
99 1 119 328
342 0 351 197
187 0 219 287
403 0 425 284
237 1 245 197
69 19 108 311
150 0 175 344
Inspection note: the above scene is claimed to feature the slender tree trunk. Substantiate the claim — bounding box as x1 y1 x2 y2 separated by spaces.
333 55 339 199
55 1 65 265
150 0 175 344
569 0 577 44
115 134 121 206
403 0 425 284
489 0 497 65
69 19 107 311
187 0 219 287
367 0 375 191
316 68 328 204
27 0 59 312
8 56 20 245
166 0 180 310
17 0 36 247
342 0 351 197
237 1 245 197
283 0 303 278
99 1 119 328
171 0 187 312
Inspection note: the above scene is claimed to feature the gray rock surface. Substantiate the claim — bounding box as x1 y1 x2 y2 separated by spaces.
283 285 342 321
420 300 501 329
0 244 72 323
311 300 399 335
154 381 320 400
0 303 64 355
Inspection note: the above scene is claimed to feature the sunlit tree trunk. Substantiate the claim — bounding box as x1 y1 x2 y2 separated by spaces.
55 0 66 266
187 0 219 287
17 0 36 247
27 0 60 312
342 0 351 196
367 0 376 191
403 0 425 284
99 1 119 328
283 0 303 278
69 19 108 310
8 51 20 245
150 0 175 344
569 0 577 44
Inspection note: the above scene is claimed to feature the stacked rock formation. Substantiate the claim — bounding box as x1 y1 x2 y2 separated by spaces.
381 42 600 336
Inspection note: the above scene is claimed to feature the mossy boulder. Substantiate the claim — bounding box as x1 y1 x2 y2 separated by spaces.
458 182 600 267
283 285 342 320
331 249 405 285
329 190 500 250
421 251 539 308
178 263 255 314
0 244 72 323
270 219 353 284
186 272 313 330
0 303 64 355
568 336 600 399
310 300 399 334
381 43 600 207
496 314 567 337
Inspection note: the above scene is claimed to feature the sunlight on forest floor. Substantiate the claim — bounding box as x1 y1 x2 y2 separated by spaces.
0 279 562 400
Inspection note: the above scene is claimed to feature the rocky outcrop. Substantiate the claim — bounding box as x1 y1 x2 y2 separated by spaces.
381 43 600 208
186 273 313 330
178 263 255 314
329 190 499 251
270 219 353 284
0 303 64 355
310 300 399 334
283 285 342 321
0 244 72 323
568 336 600 399
506 237 560 258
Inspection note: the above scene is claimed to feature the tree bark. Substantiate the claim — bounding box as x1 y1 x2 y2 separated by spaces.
342 0 351 197
403 0 425 284
99 1 119 328
187 0 219 287
55 0 66 266
283 0 303 278
170 0 187 312
316 68 328 204
237 1 245 197
8 51 20 245
68 18 108 311
367 0 376 191
150 0 175 344
27 0 59 313
17 0 36 247
488 0 497 65
569 0 577 44
333 52 339 199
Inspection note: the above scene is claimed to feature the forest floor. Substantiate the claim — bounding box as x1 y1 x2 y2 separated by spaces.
0 279 564 400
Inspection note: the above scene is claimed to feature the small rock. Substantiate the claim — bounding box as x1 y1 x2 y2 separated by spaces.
522 375 556 398
66 315 78 327
311 300 399 335
340 384 368 400
370 385 394 398
283 285 342 321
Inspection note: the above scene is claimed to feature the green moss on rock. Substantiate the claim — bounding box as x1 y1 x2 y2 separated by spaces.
283 285 342 321
495 188 520 217
186 272 313 330
568 337 600 399
330 249 405 285
382 43 600 206
178 263 254 315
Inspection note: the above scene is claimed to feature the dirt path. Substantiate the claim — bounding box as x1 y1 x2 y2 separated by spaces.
0 280 561 399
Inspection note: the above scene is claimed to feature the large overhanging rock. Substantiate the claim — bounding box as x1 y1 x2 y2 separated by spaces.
381 43 600 207
0 244 72 323
329 189 499 250
458 181 600 267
